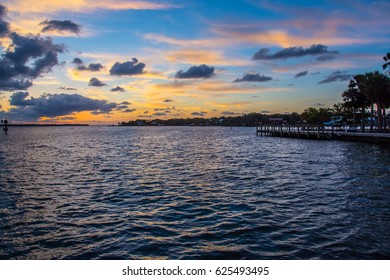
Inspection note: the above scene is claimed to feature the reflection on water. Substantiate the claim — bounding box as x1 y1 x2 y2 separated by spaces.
0 126 389 259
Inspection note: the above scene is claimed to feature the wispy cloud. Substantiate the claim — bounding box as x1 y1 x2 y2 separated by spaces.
295 71 308 78
318 71 351 84
166 49 249 66
5 0 180 14
252 45 339 61
233 73 273 83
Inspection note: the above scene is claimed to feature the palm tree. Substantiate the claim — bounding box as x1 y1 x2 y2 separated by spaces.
353 75 372 131
357 72 390 132
383 52 390 75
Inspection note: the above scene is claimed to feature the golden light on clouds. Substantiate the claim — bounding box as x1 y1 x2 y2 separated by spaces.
5 0 178 14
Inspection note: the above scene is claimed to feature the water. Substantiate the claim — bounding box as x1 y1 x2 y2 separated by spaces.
0 126 389 259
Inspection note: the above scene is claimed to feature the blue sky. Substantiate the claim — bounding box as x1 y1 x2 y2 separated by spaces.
0 0 389 123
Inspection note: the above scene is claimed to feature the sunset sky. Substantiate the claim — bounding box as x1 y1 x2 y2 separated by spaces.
0 0 389 124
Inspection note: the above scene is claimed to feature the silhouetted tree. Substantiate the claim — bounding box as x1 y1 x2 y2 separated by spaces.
300 107 332 125
342 79 368 127
383 52 390 75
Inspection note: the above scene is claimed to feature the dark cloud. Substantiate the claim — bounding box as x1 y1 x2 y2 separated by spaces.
191 111 207 116
109 58 145 76
116 101 132 110
318 71 351 84
252 44 339 61
163 99 174 102
0 5 6 17
295 71 308 78
316 54 337 62
59 86 77 90
153 112 168 117
88 77 106 87
72 58 104 72
123 108 136 113
233 73 272 83
10 91 36 106
175 64 214 79
40 20 81 34
72 57 83 64
78 63 104 72
153 106 176 114
111 86 125 92
221 111 238 116
0 32 65 91
0 4 10 37
5 92 117 121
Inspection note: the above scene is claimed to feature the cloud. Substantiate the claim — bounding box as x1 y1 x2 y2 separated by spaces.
318 71 351 84
10 91 36 106
191 111 207 116
153 112 168 117
295 71 308 78
109 58 145 76
39 20 81 34
123 108 136 113
165 49 249 66
72 57 104 72
72 58 83 64
6 0 180 14
175 64 215 79
0 32 65 91
252 44 339 60
111 86 125 92
78 63 104 72
163 99 174 102
316 54 338 62
59 86 77 90
0 4 10 37
221 111 238 116
116 101 131 110
88 77 106 87
233 73 272 83
5 92 117 121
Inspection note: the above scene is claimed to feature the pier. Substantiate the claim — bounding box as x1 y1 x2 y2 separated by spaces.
256 124 390 144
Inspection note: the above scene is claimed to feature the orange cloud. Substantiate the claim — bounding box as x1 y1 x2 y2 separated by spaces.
143 33 227 48
5 0 179 14
166 49 249 66
213 28 375 48
205 101 252 108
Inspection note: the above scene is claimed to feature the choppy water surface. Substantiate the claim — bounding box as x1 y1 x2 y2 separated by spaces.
0 126 389 259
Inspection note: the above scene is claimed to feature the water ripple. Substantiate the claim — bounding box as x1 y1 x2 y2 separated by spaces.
0 126 389 259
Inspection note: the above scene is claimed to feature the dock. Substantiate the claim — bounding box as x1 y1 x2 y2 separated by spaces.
256 124 390 144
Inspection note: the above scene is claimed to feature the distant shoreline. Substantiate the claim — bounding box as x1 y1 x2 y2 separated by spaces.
6 124 89 127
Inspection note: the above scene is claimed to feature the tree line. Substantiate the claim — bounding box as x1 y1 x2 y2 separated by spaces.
340 53 390 132
121 53 390 130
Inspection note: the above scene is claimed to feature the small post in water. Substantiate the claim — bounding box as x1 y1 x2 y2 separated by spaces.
1 119 8 134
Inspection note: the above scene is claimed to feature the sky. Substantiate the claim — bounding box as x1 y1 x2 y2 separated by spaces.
0 0 389 124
